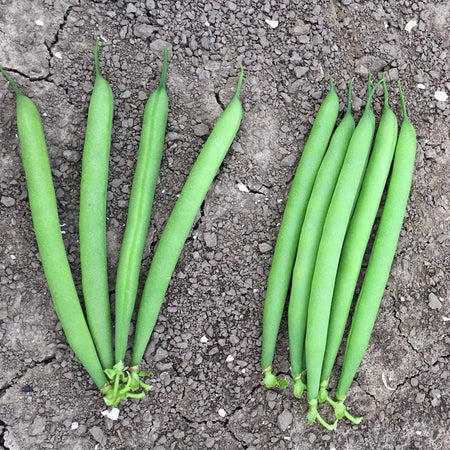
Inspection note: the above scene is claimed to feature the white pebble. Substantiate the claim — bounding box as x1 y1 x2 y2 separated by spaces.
54 52 62 59
70 422 79 430
204 20 210 27
405 19 417 32
265 19 279 28
237 182 249 192
416 84 426 90
434 91 448 102
101 407 120 420
218 408 227 417
226 355 234 362
34 19 44 26
200 336 208 343
10 254 16 260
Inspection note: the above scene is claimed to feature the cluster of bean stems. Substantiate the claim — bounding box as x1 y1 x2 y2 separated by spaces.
261 75 416 429
0 39 243 406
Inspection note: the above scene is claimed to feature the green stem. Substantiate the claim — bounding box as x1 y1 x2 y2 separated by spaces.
318 379 328 403
293 370 307 398
159 47 168 89
0 66 21 96
327 397 362 424
398 80 409 120
263 367 278 388
308 399 338 430
94 38 101 78
364 74 384 113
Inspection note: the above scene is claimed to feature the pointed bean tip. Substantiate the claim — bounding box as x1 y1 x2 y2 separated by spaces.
234 67 244 98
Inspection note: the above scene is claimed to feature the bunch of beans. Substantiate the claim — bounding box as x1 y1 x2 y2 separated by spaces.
0 39 243 406
261 75 416 429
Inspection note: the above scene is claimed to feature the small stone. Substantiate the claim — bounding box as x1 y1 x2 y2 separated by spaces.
258 243 272 253
431 397 441 407
218 408 227 417
134 24 157 39
29 416 46 435
146 0 155 9
89 426 107 445
204 232 217 248
173 429 185 439
294 66 309 78
121 90 132 99
193 123 210 137
277 409 293 431
126 3 137 14
280 153 297 167
428 293 442 310
1 196 15 207
415 392 426 403
154 347 169 361
227 1 236 11
260 35 269 48
226 355 234 362
434 91 448 102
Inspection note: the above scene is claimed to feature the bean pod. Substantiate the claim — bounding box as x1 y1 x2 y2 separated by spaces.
79 39 114 370
130 70 244 382
334 81 416 419
114 49 168 366
305 77 383 429
319 79 398 412
0 68 108 390
288 80 355 398
262 79 339 388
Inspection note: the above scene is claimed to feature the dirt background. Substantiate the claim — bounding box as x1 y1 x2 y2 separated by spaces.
0 0 449 449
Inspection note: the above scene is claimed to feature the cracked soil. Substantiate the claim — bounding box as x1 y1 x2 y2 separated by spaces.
0 0 449 449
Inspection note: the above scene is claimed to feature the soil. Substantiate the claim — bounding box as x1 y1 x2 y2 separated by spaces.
0 0 449 449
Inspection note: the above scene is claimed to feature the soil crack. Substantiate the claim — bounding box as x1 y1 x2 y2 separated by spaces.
0 354 56 397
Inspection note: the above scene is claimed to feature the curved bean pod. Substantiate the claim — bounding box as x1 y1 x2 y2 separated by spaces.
305 76 383 428
0 68 107 389
288 80 355 398
130 69 244 373
334 81 416 416
79 39 114 370
319 79 398 411
262 79 339 388
114 49 168 366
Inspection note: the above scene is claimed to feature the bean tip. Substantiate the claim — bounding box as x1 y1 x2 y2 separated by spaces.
234 67 244 98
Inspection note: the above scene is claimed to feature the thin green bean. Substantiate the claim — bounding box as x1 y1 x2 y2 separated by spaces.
79 39 114 370
0 67 108 390
262 79 339 388
129 70 244 386
288 80 355 399
334 81 416 420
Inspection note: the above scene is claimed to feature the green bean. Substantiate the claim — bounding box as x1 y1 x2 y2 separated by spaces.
114 48 168 366
0 67 107 390
79 39 114 370
261 79 339 389
305 76 383 429
334 81 416 419
288 80 355 399
319 79 397 417
129 69 244 383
